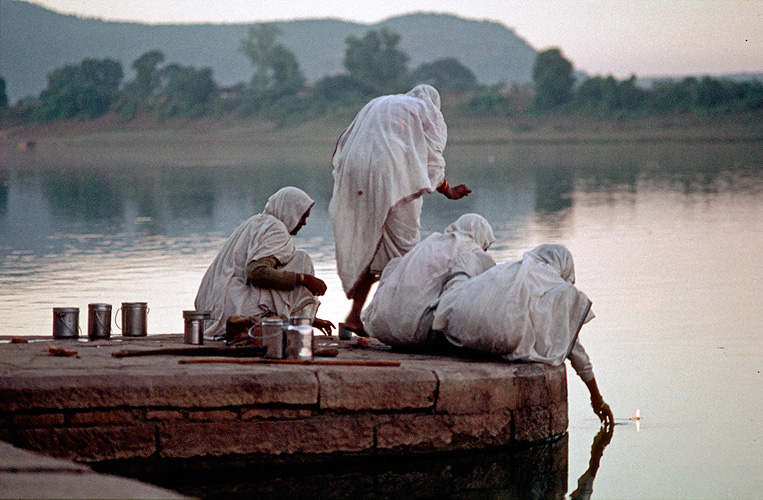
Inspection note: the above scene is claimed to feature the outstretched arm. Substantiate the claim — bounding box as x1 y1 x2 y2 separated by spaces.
585 377 614 427
569 339 613 427
437 179 471 200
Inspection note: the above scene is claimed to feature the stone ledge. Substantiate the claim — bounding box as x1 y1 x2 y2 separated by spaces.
0 335 568 464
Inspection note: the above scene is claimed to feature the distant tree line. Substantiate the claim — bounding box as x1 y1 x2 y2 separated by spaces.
470 47 763 118
0 24 477 125
1 27 762 125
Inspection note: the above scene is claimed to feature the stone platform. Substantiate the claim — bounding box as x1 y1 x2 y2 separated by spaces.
0 333 567 496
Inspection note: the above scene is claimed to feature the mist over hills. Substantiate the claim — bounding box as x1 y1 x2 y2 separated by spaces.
0 0 538 104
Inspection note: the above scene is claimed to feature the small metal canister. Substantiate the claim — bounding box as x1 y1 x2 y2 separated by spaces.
88 303 112 340
118 302 149 337
183 310 210 345
285 323 313 360
53 307 80 339
262 317 286 359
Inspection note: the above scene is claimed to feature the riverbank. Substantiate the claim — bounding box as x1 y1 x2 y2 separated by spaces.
2 111 762 169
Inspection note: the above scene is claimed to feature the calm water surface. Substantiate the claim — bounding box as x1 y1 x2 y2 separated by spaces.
1 139 762 499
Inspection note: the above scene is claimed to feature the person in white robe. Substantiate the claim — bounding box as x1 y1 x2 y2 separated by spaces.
361 213 496 348
329 84 471 336
432 244 614 425
194 187 332 339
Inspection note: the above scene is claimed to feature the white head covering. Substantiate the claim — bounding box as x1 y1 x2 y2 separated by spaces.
444 213 496 251
530 243 575 284
263 187 314 233
406 84 441 110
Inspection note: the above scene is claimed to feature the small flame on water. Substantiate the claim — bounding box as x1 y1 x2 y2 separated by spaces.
630 408 641 432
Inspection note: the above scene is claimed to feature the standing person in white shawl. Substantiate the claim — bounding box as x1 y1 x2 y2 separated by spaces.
329 84 471 336
432 244 614 425
194 187 333 339
361 214 496 348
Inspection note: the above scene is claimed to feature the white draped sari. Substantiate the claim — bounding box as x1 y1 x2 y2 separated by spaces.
362 214 496 347
432 244 595 380
194 187 319 338
329 84 447 297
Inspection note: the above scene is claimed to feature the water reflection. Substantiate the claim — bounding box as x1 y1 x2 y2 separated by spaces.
94 426 615 500
569 425 614 500
97 436 570 500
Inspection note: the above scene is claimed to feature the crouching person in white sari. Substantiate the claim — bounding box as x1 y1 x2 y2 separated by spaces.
432 244 614 426
194 187 333 339
361 214 496 349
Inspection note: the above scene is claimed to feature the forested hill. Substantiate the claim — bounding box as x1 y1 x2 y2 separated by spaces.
0 0 537 103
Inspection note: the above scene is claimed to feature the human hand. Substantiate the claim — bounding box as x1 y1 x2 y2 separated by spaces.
592 398 614 428
312 317 335 336
300 274 327 296
446 184 471 200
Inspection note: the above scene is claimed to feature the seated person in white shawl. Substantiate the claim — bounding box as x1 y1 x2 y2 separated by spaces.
361 213 496 348
432 244 614 425
329 84 471 337
194 187 333 339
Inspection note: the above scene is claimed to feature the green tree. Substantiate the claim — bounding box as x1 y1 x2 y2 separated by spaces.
0 77 8 108
735 80 763 111
34 58 123 121
343 28 409 94
460 87 516 116
574 74 647 117
239 23 305 97
409 57 477 92
131 50 165 97
650 77 697 113
158 64 216 118
531 48 574 113
313 74 371 103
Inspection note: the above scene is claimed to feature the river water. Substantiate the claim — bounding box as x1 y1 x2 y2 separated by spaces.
1 138 761 498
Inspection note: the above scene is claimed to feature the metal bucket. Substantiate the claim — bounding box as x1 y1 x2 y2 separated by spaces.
262 317 286 359
117 302 149 337
53 307 80 339
87 303 112 340
183 310 210 345
285 324 313 360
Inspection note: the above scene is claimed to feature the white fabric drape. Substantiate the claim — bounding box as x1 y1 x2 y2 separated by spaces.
362 214 496 347
432 244 594 368
194 187 317 338
329 84 448 297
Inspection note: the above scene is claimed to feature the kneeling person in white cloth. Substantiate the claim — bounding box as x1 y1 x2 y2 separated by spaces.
194 187 333 339
432 244 614 426
361 213 496 349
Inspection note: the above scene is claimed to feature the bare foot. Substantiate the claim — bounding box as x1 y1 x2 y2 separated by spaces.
339 321 368 337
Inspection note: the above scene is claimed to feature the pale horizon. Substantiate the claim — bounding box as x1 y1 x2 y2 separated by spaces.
17 0 763 79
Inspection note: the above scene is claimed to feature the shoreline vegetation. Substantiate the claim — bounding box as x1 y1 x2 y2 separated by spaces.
2 109 762 169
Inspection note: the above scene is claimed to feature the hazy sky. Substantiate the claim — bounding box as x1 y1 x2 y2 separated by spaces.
24 0 763 78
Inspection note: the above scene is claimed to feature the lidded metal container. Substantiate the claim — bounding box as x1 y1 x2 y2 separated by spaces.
262 317 286 359
183 310 211 345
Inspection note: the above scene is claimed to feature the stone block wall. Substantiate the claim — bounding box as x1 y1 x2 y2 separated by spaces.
0 354 567 464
